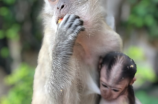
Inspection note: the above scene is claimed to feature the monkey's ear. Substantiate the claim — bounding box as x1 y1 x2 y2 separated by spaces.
105 15 115 30
130 77 136 85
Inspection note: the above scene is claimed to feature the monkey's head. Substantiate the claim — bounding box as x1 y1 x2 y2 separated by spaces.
99 52 137 101
43 0 105 32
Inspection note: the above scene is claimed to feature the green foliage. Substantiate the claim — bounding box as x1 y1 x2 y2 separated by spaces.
2 0 16 5
6 24 20 40
125 47 144 61
0 7 10 17
125 46 156 86
0 64 35 104
126 0 158 38
0 2 20 41
0 30 5 39
0 0 42 53
136 91 158 104
0 47 9 58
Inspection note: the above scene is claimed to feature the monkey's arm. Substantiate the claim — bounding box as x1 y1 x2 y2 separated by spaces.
32 14 84 104
46 14 84 97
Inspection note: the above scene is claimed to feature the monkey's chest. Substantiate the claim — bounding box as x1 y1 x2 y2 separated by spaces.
74 35 107 93
75 34 108 65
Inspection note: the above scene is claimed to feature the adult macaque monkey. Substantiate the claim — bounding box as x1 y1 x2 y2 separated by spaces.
32 0 122 104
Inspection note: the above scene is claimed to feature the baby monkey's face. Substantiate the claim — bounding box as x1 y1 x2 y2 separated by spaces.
100 65 130 101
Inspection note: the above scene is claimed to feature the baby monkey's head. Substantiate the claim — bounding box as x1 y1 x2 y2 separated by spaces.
100 52 137 101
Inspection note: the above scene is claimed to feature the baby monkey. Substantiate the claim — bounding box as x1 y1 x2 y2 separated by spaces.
99 52 137 104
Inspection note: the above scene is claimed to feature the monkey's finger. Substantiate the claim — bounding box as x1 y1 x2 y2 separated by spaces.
61 14 70 25
71 19 83 29
68 15 80 23
65 15 80 28
74 26 85 35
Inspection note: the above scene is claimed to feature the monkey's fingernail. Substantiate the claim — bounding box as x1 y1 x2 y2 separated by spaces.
80 20 84 25
80 27 85 31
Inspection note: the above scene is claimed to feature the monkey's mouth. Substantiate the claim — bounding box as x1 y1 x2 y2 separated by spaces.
57 17 63 24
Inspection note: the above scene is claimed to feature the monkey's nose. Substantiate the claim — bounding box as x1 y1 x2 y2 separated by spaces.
57 3 65 11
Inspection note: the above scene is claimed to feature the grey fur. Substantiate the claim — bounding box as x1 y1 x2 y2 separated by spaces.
32 0 122 104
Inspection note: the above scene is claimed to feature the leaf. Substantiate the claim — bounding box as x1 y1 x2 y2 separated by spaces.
136 91 158 104
125 46 144 61
144 15 155 27
0 7 9 16
0 30 5 39
6 24 20 40
2 0 16 5
0 47 9 58
1 64 35 104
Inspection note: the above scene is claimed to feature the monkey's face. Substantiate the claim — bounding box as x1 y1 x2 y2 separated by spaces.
45 0 89 24
100 66 130 101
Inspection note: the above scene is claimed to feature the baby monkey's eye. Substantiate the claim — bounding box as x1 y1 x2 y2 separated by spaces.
102 84 108 88
113 89 119 92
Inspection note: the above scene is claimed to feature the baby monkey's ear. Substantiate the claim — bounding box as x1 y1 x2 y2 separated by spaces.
130 77 136 85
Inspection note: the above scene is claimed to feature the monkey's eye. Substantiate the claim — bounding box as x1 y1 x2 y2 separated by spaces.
102 84 108 88
113 89 119 92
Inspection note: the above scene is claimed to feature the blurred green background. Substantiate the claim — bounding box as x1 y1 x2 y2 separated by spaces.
0 0 158 104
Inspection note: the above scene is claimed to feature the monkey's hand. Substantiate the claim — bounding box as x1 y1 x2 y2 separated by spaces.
49 15 85 93
55 14 85 51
